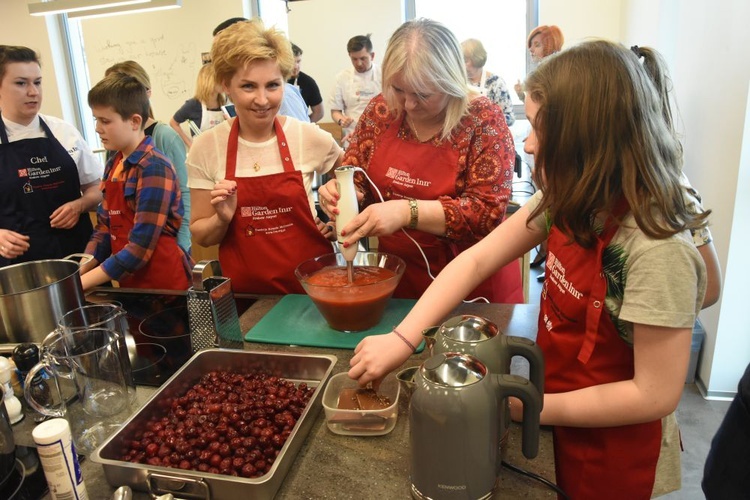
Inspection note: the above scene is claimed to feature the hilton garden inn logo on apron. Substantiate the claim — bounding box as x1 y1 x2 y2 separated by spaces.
385 167 432 188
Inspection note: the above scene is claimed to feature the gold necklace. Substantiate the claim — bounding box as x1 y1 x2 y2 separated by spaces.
246 144 268 172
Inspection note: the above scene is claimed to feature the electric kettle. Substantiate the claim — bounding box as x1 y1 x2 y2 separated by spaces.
410 352 542 500
422 315 544 393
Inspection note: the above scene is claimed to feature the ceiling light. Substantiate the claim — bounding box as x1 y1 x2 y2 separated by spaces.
28 0 150 16
67 0 181 19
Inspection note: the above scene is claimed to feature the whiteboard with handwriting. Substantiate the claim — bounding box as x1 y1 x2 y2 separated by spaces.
79 0 238 123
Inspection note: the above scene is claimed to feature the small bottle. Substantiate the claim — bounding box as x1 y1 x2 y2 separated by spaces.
0 357 23 424
32 418 89 500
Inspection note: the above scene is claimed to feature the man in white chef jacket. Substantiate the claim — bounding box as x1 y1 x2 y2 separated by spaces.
329 34 382 146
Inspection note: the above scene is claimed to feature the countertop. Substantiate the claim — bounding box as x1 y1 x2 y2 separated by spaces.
15 296 556 499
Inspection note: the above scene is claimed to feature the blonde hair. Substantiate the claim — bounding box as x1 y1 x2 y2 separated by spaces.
382 19 469 141
105 60 154 119
194 63 225 107
525 40 705 247
461 38 487 68
211 19 294 86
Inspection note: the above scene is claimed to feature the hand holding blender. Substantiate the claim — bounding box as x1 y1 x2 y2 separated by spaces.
334 166 360 284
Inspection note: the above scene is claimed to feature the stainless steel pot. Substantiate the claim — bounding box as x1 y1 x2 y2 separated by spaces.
0 256 88 345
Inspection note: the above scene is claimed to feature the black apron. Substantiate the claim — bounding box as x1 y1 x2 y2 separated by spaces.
0 114 94 266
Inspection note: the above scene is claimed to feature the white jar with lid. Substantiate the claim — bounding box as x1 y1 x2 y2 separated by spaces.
32 418 88 500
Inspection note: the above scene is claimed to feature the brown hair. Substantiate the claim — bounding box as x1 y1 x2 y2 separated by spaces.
527 25 564 57
211 19 294 86
88 74 150 130
104 60 155 119
525 40 706 247
0 45 40 81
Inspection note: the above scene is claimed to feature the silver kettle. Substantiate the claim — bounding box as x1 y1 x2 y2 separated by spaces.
410 352 542 500
422 315 544 390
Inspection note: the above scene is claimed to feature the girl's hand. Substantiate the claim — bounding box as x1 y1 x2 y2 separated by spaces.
348 332 414 391
0 229 30 260
210 180 238 224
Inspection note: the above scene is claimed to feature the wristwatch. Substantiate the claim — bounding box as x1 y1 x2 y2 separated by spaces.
337 118 344 126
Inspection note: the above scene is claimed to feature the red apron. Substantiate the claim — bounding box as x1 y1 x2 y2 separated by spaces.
366 115 522 302
219 117 332 294
105 148 190 290
536 208 662 499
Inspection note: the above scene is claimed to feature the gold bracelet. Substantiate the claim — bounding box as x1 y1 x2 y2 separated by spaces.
408 199 418 229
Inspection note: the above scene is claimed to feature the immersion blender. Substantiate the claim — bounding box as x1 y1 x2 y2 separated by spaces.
334 166 360 284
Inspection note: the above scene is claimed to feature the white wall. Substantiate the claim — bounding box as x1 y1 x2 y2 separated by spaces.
78 0 241 124
621 0 750 396
539 0 624 47
286 0 403 124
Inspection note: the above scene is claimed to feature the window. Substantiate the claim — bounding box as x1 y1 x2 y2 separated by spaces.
409 0 537 106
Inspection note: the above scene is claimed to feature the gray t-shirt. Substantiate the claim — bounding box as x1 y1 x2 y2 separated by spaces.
525 190 706 339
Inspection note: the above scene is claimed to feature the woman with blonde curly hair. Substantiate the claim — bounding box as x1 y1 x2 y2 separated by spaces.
187 19 343 294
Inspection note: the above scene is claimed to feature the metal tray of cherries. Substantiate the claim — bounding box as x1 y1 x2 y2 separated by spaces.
90 349 337 499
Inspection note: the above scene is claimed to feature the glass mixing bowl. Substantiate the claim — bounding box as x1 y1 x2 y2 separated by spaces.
295 252 406 332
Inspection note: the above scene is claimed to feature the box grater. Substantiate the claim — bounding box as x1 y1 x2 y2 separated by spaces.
187 260 242 352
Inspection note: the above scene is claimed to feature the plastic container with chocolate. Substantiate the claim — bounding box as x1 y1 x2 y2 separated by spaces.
321 372 399 436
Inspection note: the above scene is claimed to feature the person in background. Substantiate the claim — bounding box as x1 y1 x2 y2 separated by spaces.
633 44 722 308
516 25 565 273
348 40 707 498
105 61 192 254
329 34 382 144
188 20 343 295
213 18 311 124
170 63 226 149
0 45 102 265
82 74 191 291
702 361 750 498
514 24 564 101
288 43 324 123
319 19 522 303
461 38 515 126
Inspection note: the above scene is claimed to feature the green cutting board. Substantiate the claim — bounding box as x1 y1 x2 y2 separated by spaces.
244 294 423 352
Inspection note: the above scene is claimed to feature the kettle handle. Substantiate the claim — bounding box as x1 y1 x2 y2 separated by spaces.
501 335 545 401
421 326 439 351
496 373 542 459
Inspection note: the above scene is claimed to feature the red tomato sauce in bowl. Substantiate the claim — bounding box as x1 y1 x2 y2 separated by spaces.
306 266 397 331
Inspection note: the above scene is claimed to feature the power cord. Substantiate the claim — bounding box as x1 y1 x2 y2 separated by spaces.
501 460 570 499
353 167 489 303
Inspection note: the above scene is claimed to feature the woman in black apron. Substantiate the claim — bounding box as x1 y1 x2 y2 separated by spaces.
0 46 102 266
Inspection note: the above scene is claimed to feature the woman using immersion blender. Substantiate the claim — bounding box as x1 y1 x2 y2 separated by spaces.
319 19 522 303
187 20 343 294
